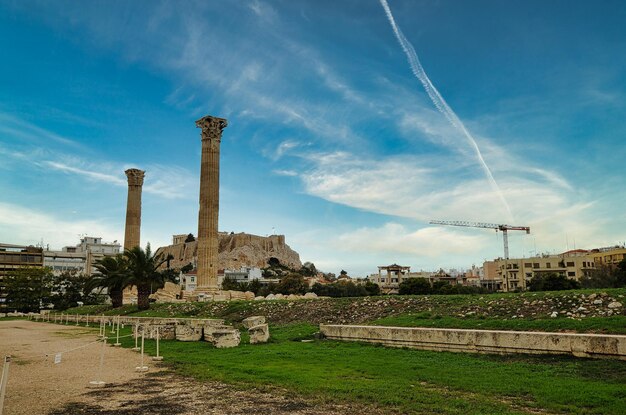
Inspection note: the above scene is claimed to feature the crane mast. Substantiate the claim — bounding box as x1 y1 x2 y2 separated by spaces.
429 220 530 259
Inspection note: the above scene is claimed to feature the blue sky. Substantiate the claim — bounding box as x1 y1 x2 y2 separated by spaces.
1 0 625 276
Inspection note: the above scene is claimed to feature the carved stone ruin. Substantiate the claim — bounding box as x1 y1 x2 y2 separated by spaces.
195 115 228 294
123 168 145 251
249 324 270 344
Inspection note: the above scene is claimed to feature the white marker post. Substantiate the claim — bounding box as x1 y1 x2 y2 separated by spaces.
114 317 121 347
135 330 148 372
85 314 89 327
76 313 79 326
132 324 140 351
0 356 11 415
89 338 106 388
152 327 163 361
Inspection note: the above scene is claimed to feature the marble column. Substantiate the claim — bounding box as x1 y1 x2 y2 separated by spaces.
123 168 145 251
195 115 227 292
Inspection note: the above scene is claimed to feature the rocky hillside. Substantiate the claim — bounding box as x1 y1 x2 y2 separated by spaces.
156 232 302 271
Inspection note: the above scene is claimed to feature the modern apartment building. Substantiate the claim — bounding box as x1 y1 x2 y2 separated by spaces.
483 246 625 292
43 236 121 276
0 243 44 310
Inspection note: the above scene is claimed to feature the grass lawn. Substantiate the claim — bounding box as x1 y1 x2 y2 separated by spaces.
373 313 626 334
111 323 626 415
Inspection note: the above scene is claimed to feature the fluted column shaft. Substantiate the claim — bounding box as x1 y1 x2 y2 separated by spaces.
124 169 145 251
195 116 227 292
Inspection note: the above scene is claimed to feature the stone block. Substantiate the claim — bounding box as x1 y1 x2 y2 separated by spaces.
201 318 226 327
244 291 256 300
203 324 232 343
212 329 241 348
254 296 265 301
304 292 318 299
139 324 177 340
249 324 270 344
175 323 203 341
242 316 265 329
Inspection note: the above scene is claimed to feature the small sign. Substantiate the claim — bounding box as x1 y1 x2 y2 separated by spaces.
54 353 62 364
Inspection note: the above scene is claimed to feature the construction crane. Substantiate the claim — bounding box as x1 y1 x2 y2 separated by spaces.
429 220 530 259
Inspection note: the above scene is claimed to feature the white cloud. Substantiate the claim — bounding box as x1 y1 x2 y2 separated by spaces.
337 223 489 257
273 169 298 177
44 161 126 186
272 140 301 160
0 202 121 249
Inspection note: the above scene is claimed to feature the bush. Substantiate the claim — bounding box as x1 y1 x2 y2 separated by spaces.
364 281 381 296
311 281 370 298
276 273 308 295
528 272 580 291
399 278 431 295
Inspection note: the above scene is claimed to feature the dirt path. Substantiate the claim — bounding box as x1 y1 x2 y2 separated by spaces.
0 320 383 415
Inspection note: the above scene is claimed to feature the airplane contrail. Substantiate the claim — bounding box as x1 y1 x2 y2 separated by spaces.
379 0 513 221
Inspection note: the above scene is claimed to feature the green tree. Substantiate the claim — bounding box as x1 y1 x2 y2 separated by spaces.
124 244 174 310
180 262 194 274
221 276 240 291
276 273 308 295
247 279 262 295
364 281 381 296
299 262 318 277
86 255 129 308
4 267 54 312
398 277 432 295
528 272 580 291
580 265 617 289
50 271 103 311
616 258 626 287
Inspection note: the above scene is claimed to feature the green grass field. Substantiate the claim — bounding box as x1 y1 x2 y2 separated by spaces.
39 288 626 413
108 323 626 415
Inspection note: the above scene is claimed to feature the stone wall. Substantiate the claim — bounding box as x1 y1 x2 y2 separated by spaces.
319 324 626 360
155 232 302 270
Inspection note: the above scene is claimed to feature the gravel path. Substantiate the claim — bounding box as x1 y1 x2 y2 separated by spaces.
0 320 384 415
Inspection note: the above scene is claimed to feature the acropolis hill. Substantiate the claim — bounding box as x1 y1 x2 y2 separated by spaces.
155 232 302 271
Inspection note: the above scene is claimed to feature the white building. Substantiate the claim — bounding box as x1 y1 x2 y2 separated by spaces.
224 267 263 283
44 236 121 276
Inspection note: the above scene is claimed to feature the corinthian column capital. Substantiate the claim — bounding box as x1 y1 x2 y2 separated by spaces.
125 168 145 186
195 116 228 142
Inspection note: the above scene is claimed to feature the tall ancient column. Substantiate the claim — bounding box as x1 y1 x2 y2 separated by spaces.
195 115 228 292
123 168 145 251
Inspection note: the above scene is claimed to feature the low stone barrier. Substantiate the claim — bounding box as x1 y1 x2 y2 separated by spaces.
319 324 626 360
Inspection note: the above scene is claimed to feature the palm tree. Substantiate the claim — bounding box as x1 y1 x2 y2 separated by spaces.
87 255 129 308
124 243 174 310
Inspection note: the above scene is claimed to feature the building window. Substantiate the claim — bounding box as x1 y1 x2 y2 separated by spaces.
546 263 551 268
568 272 576 277
524 263 532 268
533 263 539 268
566 262 575 267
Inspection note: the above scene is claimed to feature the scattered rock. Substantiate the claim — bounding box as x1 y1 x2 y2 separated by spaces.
249 324 270 344
242 316 266 329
